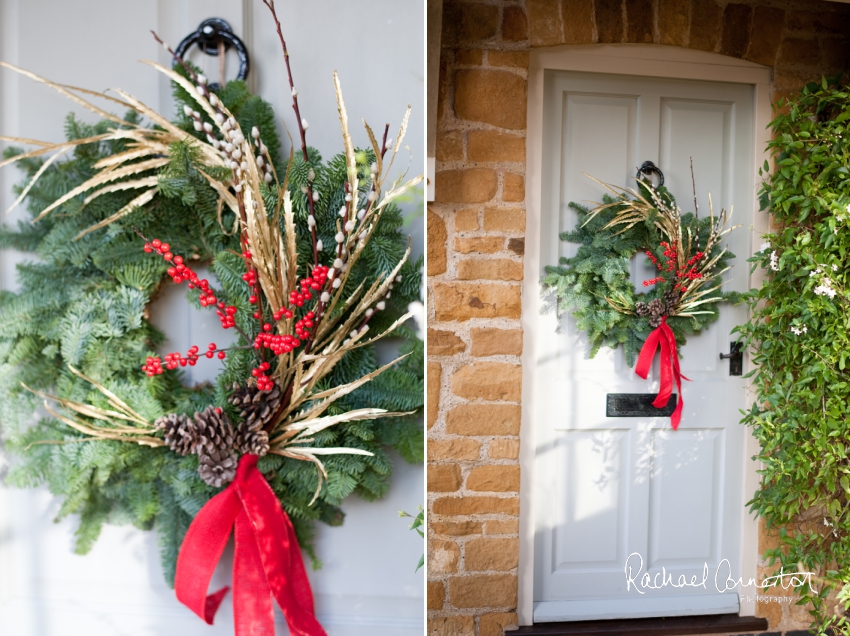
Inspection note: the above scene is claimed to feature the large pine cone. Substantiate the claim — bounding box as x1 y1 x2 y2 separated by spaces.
647 298 665 316
198 447 238 488
228 381 283 431
154 413 196 456
228 381 282 457
664 289 681 315
193 405 235 455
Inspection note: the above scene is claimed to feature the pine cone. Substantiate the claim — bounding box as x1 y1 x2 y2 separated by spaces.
649 315 663 329
228 381 283 432
663 289 681 315
154 413 197 456
193 405 235 455
634 301 650 316
228 381 281 457
198 447 238 488
648 298 665 316
239 429 270 456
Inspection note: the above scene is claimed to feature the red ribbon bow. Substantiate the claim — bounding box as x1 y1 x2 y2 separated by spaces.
634 317 689 430
175 454 326 636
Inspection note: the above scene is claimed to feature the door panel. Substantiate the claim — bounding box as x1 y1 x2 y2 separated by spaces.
0 1 423 633
534 71 753 622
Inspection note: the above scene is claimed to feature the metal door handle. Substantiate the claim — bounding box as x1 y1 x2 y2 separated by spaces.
720 341 743 375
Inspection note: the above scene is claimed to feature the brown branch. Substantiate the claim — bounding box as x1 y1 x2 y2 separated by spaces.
262 0 318 267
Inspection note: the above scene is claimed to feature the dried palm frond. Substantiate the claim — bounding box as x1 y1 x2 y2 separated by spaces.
22 365 162 448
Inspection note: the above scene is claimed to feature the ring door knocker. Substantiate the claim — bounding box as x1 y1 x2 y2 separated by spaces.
636 160 664 189
175 18 250 91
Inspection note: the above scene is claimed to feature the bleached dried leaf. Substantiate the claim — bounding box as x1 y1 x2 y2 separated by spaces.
74 187 157 239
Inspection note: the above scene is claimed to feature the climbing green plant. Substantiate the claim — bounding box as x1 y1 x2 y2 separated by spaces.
739 75 850 635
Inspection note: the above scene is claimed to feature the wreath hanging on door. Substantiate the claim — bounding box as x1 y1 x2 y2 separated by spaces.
542 164 738 428
0 3 422 634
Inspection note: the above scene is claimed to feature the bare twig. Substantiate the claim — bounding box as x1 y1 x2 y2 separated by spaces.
690 156 699 218
262 0 319 267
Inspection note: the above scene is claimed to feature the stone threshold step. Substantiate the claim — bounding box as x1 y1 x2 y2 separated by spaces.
509 613 769 636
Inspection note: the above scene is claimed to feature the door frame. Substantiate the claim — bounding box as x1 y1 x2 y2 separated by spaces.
519 44 772 626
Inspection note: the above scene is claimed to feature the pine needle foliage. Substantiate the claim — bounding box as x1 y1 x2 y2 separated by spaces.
738 75 850 635
0 75 423 586
542 184 737 366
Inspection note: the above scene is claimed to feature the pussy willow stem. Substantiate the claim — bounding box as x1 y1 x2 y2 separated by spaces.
262 0 318 268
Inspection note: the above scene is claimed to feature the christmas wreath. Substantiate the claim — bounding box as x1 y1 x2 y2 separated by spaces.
542 172 738 428
0 3 422 633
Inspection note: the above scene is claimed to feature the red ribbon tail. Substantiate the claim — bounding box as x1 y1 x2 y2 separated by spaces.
233 508 275 636
634 326 662 380
239 463 327 636
635 319 686 428
174 484 240 624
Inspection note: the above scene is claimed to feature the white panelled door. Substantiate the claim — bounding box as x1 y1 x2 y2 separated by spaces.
0 1 423 634
533 71 754 622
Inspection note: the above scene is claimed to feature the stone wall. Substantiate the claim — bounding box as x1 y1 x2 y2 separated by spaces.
426 1 850 634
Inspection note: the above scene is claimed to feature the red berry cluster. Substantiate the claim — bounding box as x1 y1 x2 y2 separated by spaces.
660 242 677 272
251 361 274 391
643 277 664 287
288 265 329 307
141 343 226 376
254 331 302 355
145 239 238 330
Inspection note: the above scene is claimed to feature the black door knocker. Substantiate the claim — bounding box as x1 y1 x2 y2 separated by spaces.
174 18 250 91
636 160 665 189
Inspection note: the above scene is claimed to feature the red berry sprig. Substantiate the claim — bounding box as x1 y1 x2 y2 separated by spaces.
145 239 238 329
141 343 226 376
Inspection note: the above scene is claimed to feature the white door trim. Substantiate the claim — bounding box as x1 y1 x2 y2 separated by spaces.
519 43 772 626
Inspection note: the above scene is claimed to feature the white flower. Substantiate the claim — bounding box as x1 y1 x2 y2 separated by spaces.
770 251 779 271
814 278 837 298
760 241 771 253
810 267 822 277
790 325 808 335
833 264 839 272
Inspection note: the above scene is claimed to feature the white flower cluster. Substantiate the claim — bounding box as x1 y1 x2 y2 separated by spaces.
790 325 808 335
770 250 779 271
759 241 771 253
814 278 837 298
